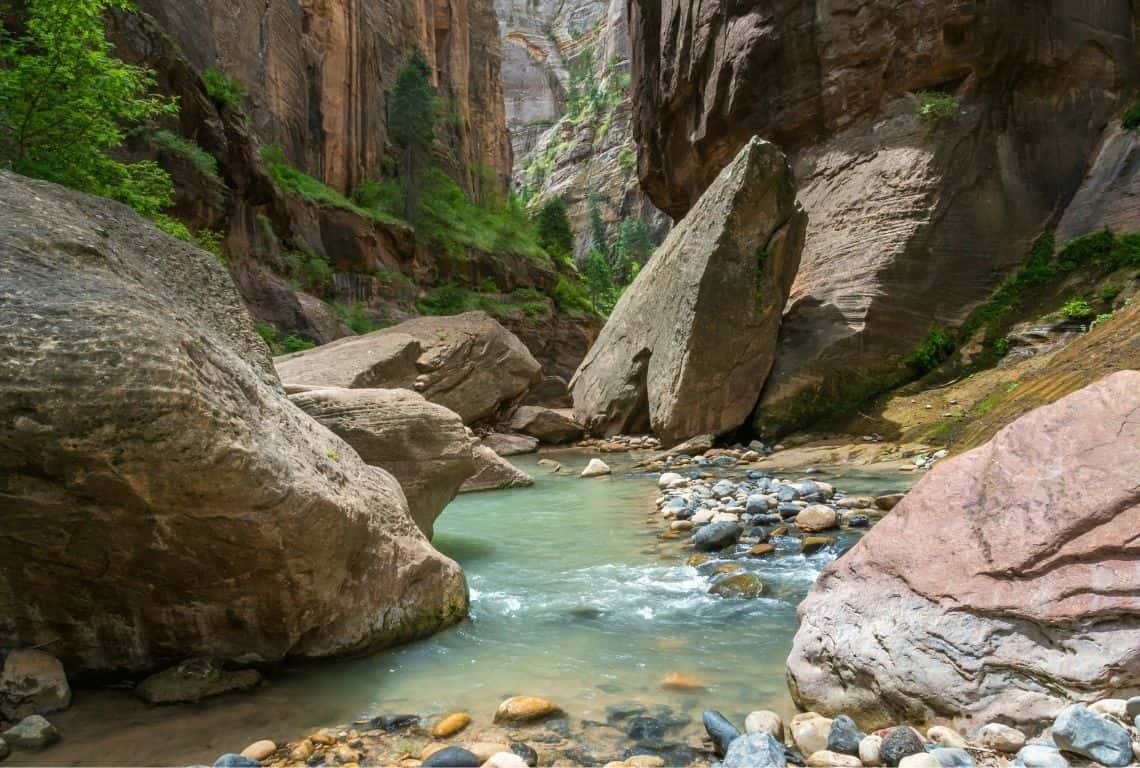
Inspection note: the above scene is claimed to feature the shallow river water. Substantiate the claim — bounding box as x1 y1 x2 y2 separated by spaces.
29 452 914 766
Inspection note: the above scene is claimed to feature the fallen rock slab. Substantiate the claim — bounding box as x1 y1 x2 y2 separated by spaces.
276 312 542 425
482 432 540 456
288 387 475 537
0 172 467 674
508 406 584 444
788 371 1140 730
460 445 535 493
571 138 806 445
135 658 262 705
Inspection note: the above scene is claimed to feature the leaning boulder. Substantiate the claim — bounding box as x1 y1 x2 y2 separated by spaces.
508 406 584 444
787 371 1140 730
288 387 475 537
570 138 806 445
0 172 467 674
276 312 542 425
460 445 535 493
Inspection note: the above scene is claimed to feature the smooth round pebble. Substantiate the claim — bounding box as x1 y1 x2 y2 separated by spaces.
239 740 276 761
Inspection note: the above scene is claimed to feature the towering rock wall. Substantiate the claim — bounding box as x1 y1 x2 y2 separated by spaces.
628 0 1139 437
136 0 512 197
499 0 669 258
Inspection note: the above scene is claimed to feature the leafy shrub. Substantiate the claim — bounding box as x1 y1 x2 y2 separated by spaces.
261 146 404 225
255 324 316 355
193 229 227 266
152 214 192 242
916 91 959 122
332 301 383 334
905 327 956 374
0 0 177 220
618 146 637 171
1123 102 1140 130
284 249 333 292
150 130 220 179
1061 298 1095 321
202 68 245 108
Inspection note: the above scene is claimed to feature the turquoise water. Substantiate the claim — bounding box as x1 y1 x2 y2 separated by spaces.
29 452 912 765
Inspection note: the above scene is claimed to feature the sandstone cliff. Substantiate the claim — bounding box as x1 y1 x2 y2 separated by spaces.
628 0 1139 438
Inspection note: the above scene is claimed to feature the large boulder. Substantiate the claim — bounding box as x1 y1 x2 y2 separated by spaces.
0 650 70 720
288 387 476 537
0 173 467 675
570 137 806 444
275 312 542 425
507 406 584 445
460 445 535 493
628 0 1137 439
787 371 1140 730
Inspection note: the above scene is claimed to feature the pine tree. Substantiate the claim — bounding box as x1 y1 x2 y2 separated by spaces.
389 48 436 218
535 197 574 263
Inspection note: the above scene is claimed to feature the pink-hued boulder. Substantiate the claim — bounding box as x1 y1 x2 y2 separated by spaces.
787 370 1140 731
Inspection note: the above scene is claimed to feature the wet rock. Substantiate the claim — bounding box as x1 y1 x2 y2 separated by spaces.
977 723 1024 753
827 715 863 756
880 727 925 767
494 696 561 723
536 458 563 473
859 735 883 766
288 740 314 761
846 515 870 529
929 748 973 767
482 752 529 768
807 750 862 767
723 732 787 768
434 712 473 738
1052 704 1133 766
135 659 262 705
874 494 904 511
796 505 839 532
693 522 742 552
709 573 766 599
0 650 71 720
750 543 776 557
625 756 666 768
508 406 585 445
461 445 535 492
482 432 540 457
239 740 276 761
791 713 833 758
659 672 703 691
746 710 785 741
509 741 538 767
213 755 260 768
423 746 483 767
1126 695 1140 718
368 714 419 731
801 537 835 555
1088 698 1128 720
926 727 966 749
897 755 939 768
581 458 613 478
570 138 805 444
1012 744 1069 768
627 716 668 744
1 715 59 750
702 709 741 757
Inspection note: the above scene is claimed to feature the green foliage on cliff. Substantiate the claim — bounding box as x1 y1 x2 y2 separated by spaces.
284 249 333 292
418 283 551 319
904 327 956 374
150 130 220 179
261 145 404 225
1061 297 1095 321
0 0 177 218
1123 102 1140 130
916 91 959 122
332 301 385 334
390 48 436 217
256 324 316 355
202 68 245 108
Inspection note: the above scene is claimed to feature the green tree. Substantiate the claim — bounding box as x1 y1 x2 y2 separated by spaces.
535 197 574 262
587 186 609 256
0 0 178 216
612 217 652 284
582 246 614 314
389 48 436 218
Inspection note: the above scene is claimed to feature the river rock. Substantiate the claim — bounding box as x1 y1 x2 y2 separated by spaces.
897 755 938 768
1126 696 1140 718
929 748 973 767
0 173 468 674
807 751 862 768
508 406 584 445
723 732 787 768
702 709 741 757
423 746 483 767
461 445 535 492
791 713 834 758
801 536 835 555
977 723 1024 753
1052 704 1133 766
874 494 904 511
796 505 839 532
276 312 542 425
880 727 925 767
709 573 765 599
0 738 8 761
658 472 684 488
926 727 966 749
494 696 561 723
510 741 538 767
1 714 59 750
288 387 475 536
434 712 473 738
787 372 1140 729
827 715 863 756
482 753 528 768
745 711 784 741
693 522 742 552
135 659 262 705
859 735 883 767
570 137 806 445
1012 744 1070 768
0 650 71 720
239 740 277 761
1088 698 1128 720
483 433 540 456
213 754 260 767
580 458 612 477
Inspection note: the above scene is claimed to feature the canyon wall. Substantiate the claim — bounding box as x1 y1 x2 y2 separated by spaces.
628 0 1139 437
137 0 511 197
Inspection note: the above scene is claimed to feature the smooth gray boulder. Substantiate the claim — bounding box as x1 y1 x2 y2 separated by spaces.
460 445 535 493
1051 704 1133 767
1 715 59 750
571 137 806 445
276 312 542 425
481 432 540 456
508 406 584 444
723 732 787 768
0 172 467 674
288 387 476 537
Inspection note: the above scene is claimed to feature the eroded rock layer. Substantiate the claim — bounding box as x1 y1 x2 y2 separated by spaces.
628 0 1138 437
0 173 467 675
787 371 1140 731
571 138 805 445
